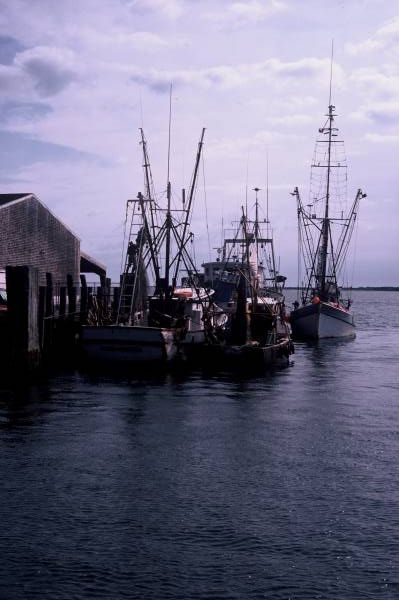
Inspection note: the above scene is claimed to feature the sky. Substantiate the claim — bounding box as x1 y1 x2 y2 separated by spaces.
0 0 398 286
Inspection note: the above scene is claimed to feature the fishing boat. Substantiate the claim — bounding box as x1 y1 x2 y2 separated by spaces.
81 127 215 365
201 188 294 369
290 101 366 339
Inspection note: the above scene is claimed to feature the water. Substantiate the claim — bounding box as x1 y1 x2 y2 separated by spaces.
0 291 398 599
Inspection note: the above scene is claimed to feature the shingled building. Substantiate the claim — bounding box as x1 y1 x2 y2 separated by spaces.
0 193 105 285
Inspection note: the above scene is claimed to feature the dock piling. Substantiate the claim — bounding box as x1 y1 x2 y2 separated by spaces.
5 265 41 371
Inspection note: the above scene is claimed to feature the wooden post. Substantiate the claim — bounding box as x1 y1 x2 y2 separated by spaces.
80 274 88 323
97 285 103 305
113 286 120 317
6 266 41 370
59 286 66 317
45 272 53 318
38 286 46 350
43 272 54 351
67 274 76 318
105 277 111 310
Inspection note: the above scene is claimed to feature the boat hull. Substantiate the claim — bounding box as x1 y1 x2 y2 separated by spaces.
193 337 294 370
224 338 293 368
290 302 355 339
81 325 177 364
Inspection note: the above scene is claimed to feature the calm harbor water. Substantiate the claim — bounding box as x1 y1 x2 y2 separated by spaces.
0 291 398 599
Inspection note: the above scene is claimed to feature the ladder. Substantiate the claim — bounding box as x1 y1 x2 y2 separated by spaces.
116 200 148 325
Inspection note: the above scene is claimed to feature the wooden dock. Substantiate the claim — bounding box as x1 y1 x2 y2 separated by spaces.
0 265 116 374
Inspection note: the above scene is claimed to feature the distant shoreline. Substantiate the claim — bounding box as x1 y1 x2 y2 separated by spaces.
285 287 399 291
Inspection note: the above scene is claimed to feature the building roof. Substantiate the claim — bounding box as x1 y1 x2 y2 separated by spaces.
0 193 32 207
80 251 107 278
0 192 80 239
0 193 107 277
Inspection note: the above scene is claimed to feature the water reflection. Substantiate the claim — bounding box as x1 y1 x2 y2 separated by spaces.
0 381 53 429
0 293 398 599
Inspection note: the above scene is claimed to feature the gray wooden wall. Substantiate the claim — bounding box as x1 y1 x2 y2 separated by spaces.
0 195 80 286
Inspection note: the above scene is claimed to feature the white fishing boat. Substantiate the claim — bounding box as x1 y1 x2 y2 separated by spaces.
82 127 213 365
290 99 366 339
81 324 177 364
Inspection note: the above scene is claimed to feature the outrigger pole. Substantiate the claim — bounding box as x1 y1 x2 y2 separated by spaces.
173 127 206 284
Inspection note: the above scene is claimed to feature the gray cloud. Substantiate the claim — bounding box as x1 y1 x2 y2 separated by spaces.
204 0 286 29
130 57 331 93
0 63 26 95
367 107 399 126
0 45 80 100
0 101 52 124
15 46 79 97
346 16 399 55
127 0 185 19
0 129 104 175
351 101 399 127
0 35 25 65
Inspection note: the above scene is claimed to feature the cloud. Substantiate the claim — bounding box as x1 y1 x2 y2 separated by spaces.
350 101 399 126
114 31 169 49
229 0 285 22
127 0 185 20
346 16 399 55
0 129 99 175
207 129 301 160
204 0 286 29
364 133 399 144
0 35 25 65
14 46 80 96
130 56 334 93
0 156 137 276
79 28 172 52
366 102 399 126
0 63 27 95
266 114 313 127
0 101 52 125
349 68 399 102
0 0 394 285
0 45 81 101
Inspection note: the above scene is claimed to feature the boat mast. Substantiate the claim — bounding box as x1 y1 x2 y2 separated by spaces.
264 160 278 292
241 205 255 309
164 84 173 298
319 103 334 299
139 128 161 288
164 182 172 297
266 152 270 238
253 187 262 295
319 48 334 300
254 187 260 240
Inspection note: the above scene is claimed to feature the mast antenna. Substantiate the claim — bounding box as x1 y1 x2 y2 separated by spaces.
164 83 173 295
167 82 172 186
266 151 270 236
254 187 260 230
245 148 250 218
329 39 334 106
139 88 144 130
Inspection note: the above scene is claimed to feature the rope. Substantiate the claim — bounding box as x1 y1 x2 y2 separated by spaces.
201 150 212 263
120 201 130 275
350 207 360 290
